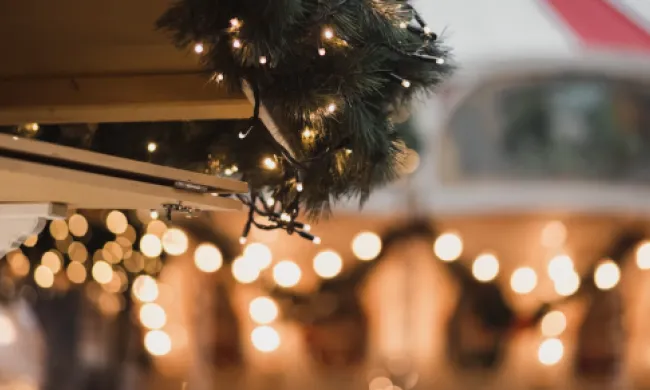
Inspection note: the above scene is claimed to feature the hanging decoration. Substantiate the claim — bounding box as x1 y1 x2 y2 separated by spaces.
155 0 452 240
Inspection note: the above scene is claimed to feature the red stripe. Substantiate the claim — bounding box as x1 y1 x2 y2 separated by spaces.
545 0 650 52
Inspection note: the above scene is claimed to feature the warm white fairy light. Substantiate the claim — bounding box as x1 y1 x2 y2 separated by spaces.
538 338 564 366
547 254 574 281
352 231 382 261
472 253 499 282
92 261 114 285
313 236 321 245
249 296 279 324
194 43 204 54
147 142 157 153
233 39 242 48
273 260 302 288
296 182 304 192
145 330 172 356
323 27 334 40
161 228 189 256
399 22 407 29
313 250 343 279
318 48 326 56
266 198 275 207
401 79 411 88
224 168 233 176
436 57 445 64
34 265 54 288
541 311 567 337
636 241 650 270
510 267 537 294
423 26 431 35
302 128 314 139
259 56 267 64
239 236 247 245
24 122 40 132
263 157 277 170
140 303 167 330
133 275 159 303
244 242 273 270
327 103 337 113
232 256 260 284
140 234 163 258
594 260 620 290
553 270 580 297
150 210 159 220
230 18 241 29
433 232 463 262
251 325 280 352
216 73 224 82
194 243 223 273
280 213 291 222
303 224 311 232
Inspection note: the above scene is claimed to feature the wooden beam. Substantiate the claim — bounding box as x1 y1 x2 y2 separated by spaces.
0 73 252 125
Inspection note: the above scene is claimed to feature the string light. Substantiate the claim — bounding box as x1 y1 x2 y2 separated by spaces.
352 231 382 261
302 128 314 140
215 73 224 82
144 330 172 356
327 103 337 113
249 296 279 324
92 261 114 284
140 303 167 330
541 311 567 337
303 224 311 232
232 256 260 284
538 338 564 366
243 243 272 270
547 254 574 281
161 228 189 256
194 43 204 54
280 213 291 222
106 210 128 234
263 157 277 170
318 48 326 56
553 270 580 297
323 27 334 40
313 250 343 279
296 182 304 192
230 18 241 29
34 265 54 288
251 325 280 352
68 213 89 237
423 26 431 35
24 122 40 132
436 57 445 64
273 260 301 287
313 236 321 245
140 234 163 258
147 142 157 153
433 232 463 262
510 267 537 294
150 210 159 219
399 22 407 29
636 241 650 269
345 148 353 155
594 260 620 290
266 198 275 207
259 56 267 64
239 236 247 245
233 39 242 48
194 243 223 273
472 253 499 282
66 261 87 284
133 275 159 303
401 79 411 88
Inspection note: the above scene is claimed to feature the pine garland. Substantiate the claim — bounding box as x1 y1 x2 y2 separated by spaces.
156 0 452 236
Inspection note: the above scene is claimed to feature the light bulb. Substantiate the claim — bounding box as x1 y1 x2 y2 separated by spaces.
259 56 267 64
266 198 275 207
433 232 463 262
296 182 304 192
232 256 260 284
239 236 247 245
147 142 157 152
318 48 326 56
510 267 537 294
263 157 277 170
194 243 223 273
352 231 382 261
249 297 279 324
230 18 241 28
145 330 172 356
233 39 241 48
423 26 431 35
194 43 204 54
323 28 334 40
303 224 311 232
251 325 280 352
538 338 564 366
280 213 291 222
150 210 159 220
313 250 343 279
273 260 301 288
401 79 411 88
224 168 233 176
399 22 407 29
133 275 159 303
302 128 313 139
161 228 189 256
594 260 620 290
436 57 445 64
244 243 273 270
216 73 224 82
636 241 650 269
313 237 321 245
472 253 499 282
140 303 167 330
327 103 337 113
541 311 567 337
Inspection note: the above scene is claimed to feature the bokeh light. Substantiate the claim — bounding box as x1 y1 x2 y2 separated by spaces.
139 303 167 330
594 260 620 290
538 338 564 366
194 243 223 273
144 330 172 356
66 261 87 284
541 311 567 337
7 250 30 277
541 221 567 248
0 313 16 346
244 243 273 270
34 265 54 288
510 267 537 294
41 251 62 274
92 261 113 284
133 275 159 303
273 260 302 288
68 213 89 237
67 242 88 263
49 219 69 240
313 250 343 279
433 232 463 262
161 228 189 256
553 271 580 297
472 253 499 282
351 231 382 261
106 210 128 234
232 256 260 284
547 254 574 281
636 241 650 270
251 325 281 352
249 296 279 324
140 234 163 258
146 220 168 238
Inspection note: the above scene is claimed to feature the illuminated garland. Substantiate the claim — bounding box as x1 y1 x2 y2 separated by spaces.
156 0 452 240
